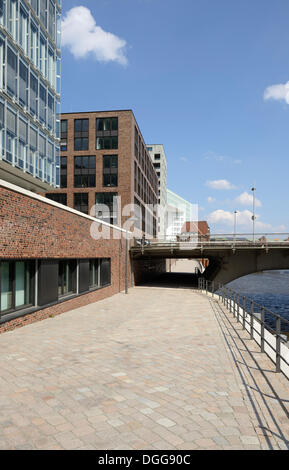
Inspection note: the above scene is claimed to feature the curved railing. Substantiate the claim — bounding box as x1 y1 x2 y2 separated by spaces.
198 278 289 380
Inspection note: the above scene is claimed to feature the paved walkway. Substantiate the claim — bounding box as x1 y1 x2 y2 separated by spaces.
0 287 289 450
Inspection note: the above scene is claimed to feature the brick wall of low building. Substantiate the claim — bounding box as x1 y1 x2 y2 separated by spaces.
0 184 130 333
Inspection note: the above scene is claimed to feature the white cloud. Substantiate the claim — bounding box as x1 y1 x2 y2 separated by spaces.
207 209 272 231
235 191 262 208
61 6 128 65
180 156 188 162
206 179 236 190
204 151 242 165
207 197 215 203
264 81 289 104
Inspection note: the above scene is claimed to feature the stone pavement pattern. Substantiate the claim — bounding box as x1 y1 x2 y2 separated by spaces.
0 287 289 450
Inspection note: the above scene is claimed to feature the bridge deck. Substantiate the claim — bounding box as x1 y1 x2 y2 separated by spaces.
131 241 289 258
0 288 288 450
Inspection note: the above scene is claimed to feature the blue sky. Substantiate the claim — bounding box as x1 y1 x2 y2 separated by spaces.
61 0 289 234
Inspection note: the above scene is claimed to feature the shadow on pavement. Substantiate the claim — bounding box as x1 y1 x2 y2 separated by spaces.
136 272 199 289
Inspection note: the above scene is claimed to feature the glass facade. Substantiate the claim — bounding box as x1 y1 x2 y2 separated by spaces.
0 260 34 313
0 0 61 187
0 257 111 319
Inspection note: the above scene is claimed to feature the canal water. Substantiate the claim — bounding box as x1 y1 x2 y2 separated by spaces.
227 270 289 332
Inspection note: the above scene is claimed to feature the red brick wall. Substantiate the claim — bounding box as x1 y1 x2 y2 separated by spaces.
47 110 158 236
0 185 130 333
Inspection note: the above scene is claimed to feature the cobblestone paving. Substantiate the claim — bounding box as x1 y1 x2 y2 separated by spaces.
0 287 289 450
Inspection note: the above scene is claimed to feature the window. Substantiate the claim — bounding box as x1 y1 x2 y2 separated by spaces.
28 125 37 174
39 0 47 28
30 73 38 117
61 119 67 151
74 119 89 151
31 0 38 15
103 155 118 187
100 259 111 287
19 5 28 54
89 259 111 288
47 93 54 132
58 260 76 298
30 20 39 68
5 107 17 163
8 0 17 39
96 136 118 150
38 133 46 179
39 83 47 125
74 193 88 214
48 0 55 40
96 117 118 150
95 193 118 224
7 46 17 98
19 61 28 108
0 0 4 25
17 118 27 169
46 140 53 183
0 261 35 314
96 117 118 132
89 259 100 289
61 120 67 138
74 155 95 188
154 162 160 169
46 193 67 205
0 37 4 90
0 101 4 157
154 154 161 160
40 34 47 78
60 156 67 188
48 46 55 88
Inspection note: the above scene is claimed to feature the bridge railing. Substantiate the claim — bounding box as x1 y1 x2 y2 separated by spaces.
134 233 289 249
198 278 289 380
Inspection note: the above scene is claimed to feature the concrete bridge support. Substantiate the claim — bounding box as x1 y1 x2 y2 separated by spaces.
205 249 289 286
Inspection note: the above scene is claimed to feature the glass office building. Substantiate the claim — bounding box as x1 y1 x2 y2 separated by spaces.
0 0 61 190
166 189 196 240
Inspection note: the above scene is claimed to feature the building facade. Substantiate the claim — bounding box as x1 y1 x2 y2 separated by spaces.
46 110 159 238
0 179 130 333
147 144 167 238
0 0 61 192
166 189 195 240
180 221 210 241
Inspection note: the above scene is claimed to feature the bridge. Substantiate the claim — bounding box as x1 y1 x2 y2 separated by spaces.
130 233 289 286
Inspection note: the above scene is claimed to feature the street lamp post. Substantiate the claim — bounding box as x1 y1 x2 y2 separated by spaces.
234 210 238 242
251 186 256 243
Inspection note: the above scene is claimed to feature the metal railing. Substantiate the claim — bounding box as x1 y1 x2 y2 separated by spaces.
198 278 289 378
160 232 289 243
133 233 289 251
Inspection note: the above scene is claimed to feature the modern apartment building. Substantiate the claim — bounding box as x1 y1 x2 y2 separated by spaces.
0 0 61 192
147 144 167 238
46 110 159 238
166 189 195 240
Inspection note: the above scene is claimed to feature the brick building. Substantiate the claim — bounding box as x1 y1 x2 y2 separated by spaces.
180 221 210 241
45 110 159 238
0 179 131 333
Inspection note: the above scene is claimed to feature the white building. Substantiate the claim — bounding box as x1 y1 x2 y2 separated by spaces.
147 144 167 238
166 189 196 241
